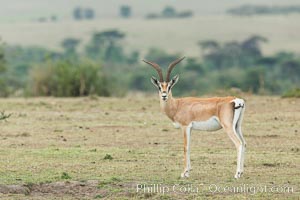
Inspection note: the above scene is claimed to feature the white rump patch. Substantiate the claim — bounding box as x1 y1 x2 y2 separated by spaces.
231 98 245 109
188 116 222 131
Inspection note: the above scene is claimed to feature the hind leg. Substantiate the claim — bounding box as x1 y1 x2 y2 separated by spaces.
223 126 244 178
235 109 246 176
219 105 245 179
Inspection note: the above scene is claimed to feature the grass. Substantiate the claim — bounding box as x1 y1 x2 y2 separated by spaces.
0 95 299 199
1 15 300 57
61 172 71 180
0 111 12 121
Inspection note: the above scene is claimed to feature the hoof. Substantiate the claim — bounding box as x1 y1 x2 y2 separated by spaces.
234 171 243 179
181 171 189 178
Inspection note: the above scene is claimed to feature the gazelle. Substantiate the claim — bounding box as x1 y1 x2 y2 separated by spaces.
143 57 246 179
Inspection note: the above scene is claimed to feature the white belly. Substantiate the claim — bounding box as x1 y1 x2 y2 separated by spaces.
189 116 222 131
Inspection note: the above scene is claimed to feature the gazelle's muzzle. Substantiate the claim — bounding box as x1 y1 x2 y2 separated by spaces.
161 92 168 101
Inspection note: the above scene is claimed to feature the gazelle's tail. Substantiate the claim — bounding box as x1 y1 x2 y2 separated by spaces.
231 98 245 130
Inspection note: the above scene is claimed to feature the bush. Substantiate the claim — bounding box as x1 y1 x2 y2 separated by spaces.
29 59 110 97
282 88 300 98
103 154 113 160
61 172 71 179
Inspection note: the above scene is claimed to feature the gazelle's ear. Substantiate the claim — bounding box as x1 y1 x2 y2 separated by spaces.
151 76 160 88
169 75 179 89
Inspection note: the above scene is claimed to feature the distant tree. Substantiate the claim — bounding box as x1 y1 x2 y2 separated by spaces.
241 35 267 58
73 7 83 20
85 8 95 20
279 59 300 83
102 31 125 62
61 38 80 59
222 41 243 67
257 56 278 67
198 40 220 55
120 5 132 18
85 30 126 62
145 48 181 67
198 35 267 69
274 52 294 61
130 72 149 91
85 33 104 60
185 58 204 73
127 51 139 64
162 6 177 18
243 67 265 93
198 40 222 69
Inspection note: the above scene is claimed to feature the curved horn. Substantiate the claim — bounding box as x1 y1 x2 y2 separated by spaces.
166 57 185 82
142 59 164 82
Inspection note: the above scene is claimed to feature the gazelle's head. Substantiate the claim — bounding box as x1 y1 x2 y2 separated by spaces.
143 57 185 102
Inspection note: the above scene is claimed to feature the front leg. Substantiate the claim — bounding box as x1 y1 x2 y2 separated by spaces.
181 125 191 178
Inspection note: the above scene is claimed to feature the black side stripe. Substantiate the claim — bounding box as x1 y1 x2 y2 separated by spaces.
234 104 244 109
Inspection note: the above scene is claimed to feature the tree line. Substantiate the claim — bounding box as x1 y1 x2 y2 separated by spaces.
0 31 299 97
227 5 300 16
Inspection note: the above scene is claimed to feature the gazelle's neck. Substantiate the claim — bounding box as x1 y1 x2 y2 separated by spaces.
160 91 178 121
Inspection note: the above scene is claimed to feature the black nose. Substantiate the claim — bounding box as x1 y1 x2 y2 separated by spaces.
162 94 167 100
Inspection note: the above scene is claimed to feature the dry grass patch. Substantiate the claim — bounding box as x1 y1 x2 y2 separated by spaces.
0 95 299 199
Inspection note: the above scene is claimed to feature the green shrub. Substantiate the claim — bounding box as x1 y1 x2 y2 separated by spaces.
29 59 110 97
103 154 113 160
0 111 12 121
61 172 71 179
282 88 300 98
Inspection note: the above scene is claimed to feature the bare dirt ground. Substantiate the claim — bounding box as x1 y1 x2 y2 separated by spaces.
0 95 299 199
